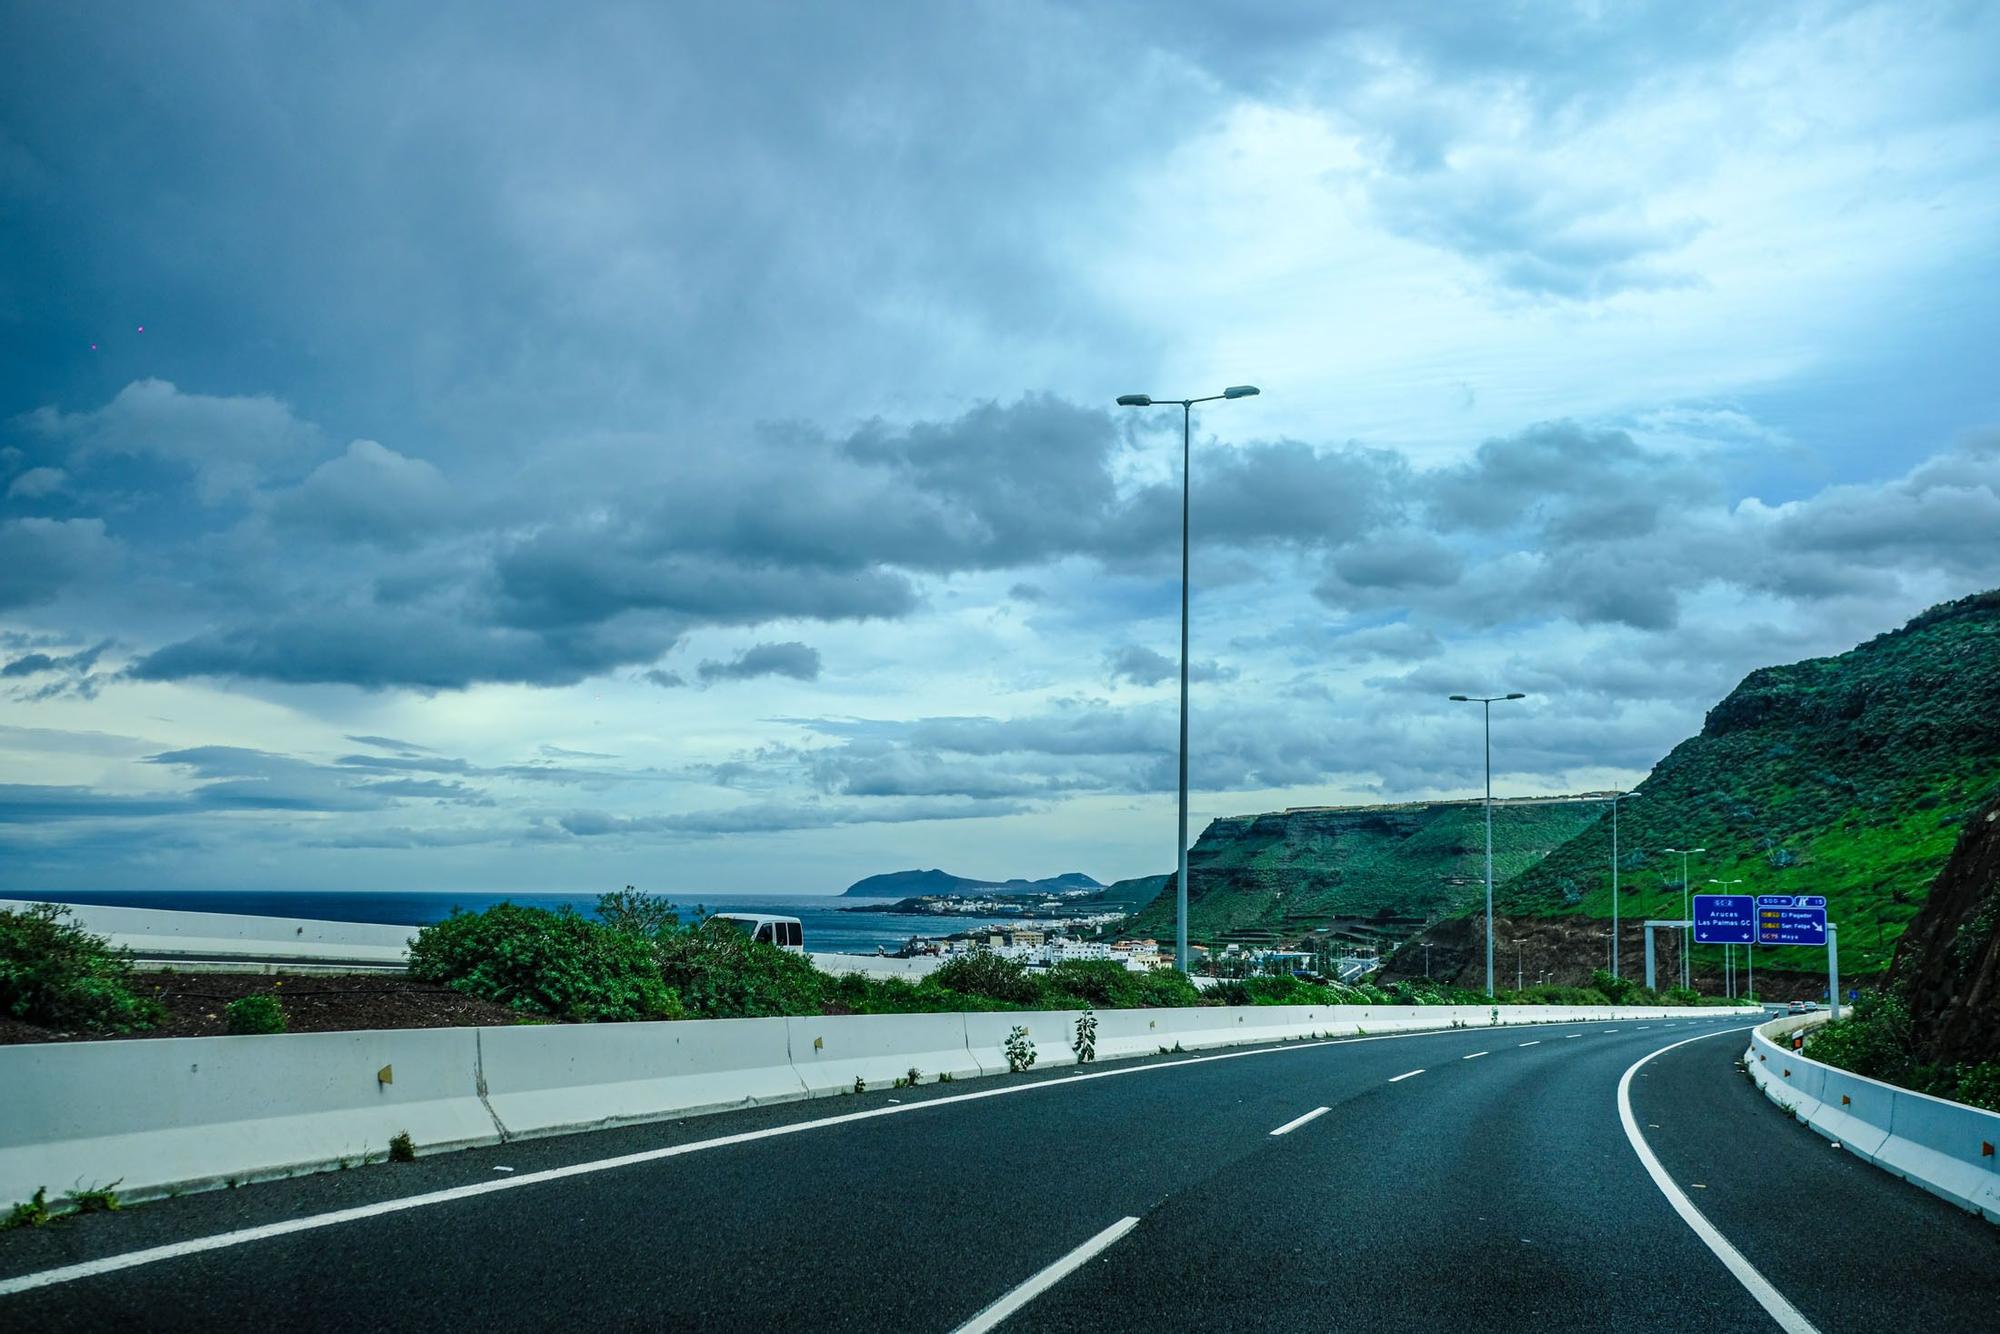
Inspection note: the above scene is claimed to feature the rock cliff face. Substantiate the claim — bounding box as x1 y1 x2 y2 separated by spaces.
1892 796 2000 1067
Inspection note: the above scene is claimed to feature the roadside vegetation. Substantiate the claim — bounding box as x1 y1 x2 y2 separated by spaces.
1804 990 2000 1112
402 895 1748 1027
0 903 163 1034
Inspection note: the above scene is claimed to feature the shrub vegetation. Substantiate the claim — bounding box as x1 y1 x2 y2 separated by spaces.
0 903 163 1033
1806 990 2000 1111
408 903 682 1022
225 994 287 1035
398 893 1726 1032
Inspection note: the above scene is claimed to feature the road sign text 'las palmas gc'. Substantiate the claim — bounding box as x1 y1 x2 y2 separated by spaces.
1692 894 1755 944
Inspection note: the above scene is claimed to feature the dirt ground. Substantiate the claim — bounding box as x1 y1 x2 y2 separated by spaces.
0 972 526 1044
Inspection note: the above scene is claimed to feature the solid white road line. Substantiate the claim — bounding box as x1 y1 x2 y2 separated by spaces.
1617 1029 1821 1334
1461 1051 1489 1060
0 1020 1538 1298
1269 1106 1331 1137
952 1215 1140 1333
1388 1069 1425 1082
1518 1041 1541 1047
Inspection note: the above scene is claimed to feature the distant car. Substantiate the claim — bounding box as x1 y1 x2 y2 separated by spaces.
1787 1000 1809 1014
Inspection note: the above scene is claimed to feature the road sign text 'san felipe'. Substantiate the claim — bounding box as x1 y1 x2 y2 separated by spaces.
1757 897 1828 946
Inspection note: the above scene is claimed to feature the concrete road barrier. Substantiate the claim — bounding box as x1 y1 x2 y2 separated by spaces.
478 1018 805 1138
786 1013 981 1094
1746 1015 2000 1224
0 899 415 973
1 1002 1739 1213
0 1028 494 1209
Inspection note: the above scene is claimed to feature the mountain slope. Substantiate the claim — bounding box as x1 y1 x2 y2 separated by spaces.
1127 798 1604 945
1499 590 2000 980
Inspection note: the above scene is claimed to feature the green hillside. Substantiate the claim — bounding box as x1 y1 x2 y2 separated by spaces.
1128 799 1604 946
1500 590 2000 980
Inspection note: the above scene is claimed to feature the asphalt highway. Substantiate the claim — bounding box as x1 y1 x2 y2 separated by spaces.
3 1013 1994 1331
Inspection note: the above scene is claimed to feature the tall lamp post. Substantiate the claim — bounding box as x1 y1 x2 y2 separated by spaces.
1710 878 1747 1000
1662 846 1706 990
1449 691 1527 998
1604 790 1641 979
1116 385 1260 972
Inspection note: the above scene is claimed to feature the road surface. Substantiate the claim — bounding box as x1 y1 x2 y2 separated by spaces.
3 1014 1993 1331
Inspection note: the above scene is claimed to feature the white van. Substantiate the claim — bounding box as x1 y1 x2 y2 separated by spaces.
710 913 804 954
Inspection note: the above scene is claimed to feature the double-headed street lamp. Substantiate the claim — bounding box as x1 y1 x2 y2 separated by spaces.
1604 790 1642 979
1710 877 1747 999
1116 385 1261 972
1449 691 1527 998
1662 845 1706 989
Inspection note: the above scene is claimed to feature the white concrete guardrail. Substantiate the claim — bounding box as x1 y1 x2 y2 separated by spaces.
1 1002 1734 1214
0 900 415 974
1746 1014 2000 1224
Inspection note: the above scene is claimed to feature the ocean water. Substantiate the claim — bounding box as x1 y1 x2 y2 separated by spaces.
2 889 940 957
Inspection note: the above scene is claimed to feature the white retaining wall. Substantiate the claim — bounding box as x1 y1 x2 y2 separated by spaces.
1746 1015 2000 1224
1 1002 1730 1212
0 899 415 972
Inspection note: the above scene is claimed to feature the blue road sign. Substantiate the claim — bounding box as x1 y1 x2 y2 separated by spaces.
1693 894 1755 944
1758 904 1827 945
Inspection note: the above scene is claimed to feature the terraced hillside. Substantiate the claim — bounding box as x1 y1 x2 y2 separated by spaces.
1498 590 2000 982
1126 798 1604 947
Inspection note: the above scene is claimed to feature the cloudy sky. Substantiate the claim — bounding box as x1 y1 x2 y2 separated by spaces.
3 1 1997 896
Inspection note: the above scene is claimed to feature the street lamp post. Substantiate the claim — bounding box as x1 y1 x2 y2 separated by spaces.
1663 846 1706 990
1116 385 1260 972
1606 790 1641 979
1710 878 1747 1001
1449 692 1527 998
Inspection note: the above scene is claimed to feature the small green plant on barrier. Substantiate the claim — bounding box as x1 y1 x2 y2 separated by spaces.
1005 1026 1037 1073
853 1076 866 1094
3 1187 51 1230
907 1066 922 1086
388 1131 417 1163
1072 1007 1098 1064
225 994 286 1036
937 1072 953 1083
70 1181 122 1214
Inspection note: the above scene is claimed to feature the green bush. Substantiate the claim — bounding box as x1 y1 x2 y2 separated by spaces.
408 903 682 1022
653 919 827 1019
1949 1061 2000 1111
0 903 163 1033
931 952 1041 1004
225 994 287 1035
595 887 680 939
1804 991 1914 1082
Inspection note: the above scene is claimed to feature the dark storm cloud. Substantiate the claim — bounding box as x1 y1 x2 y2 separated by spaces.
697 642 822 685
0 518 113 610
557 796 1031 838
1104 646 1236 687
751 688 1672 803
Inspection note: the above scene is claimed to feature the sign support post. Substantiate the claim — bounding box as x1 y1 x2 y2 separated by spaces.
1828 923 1841 1023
